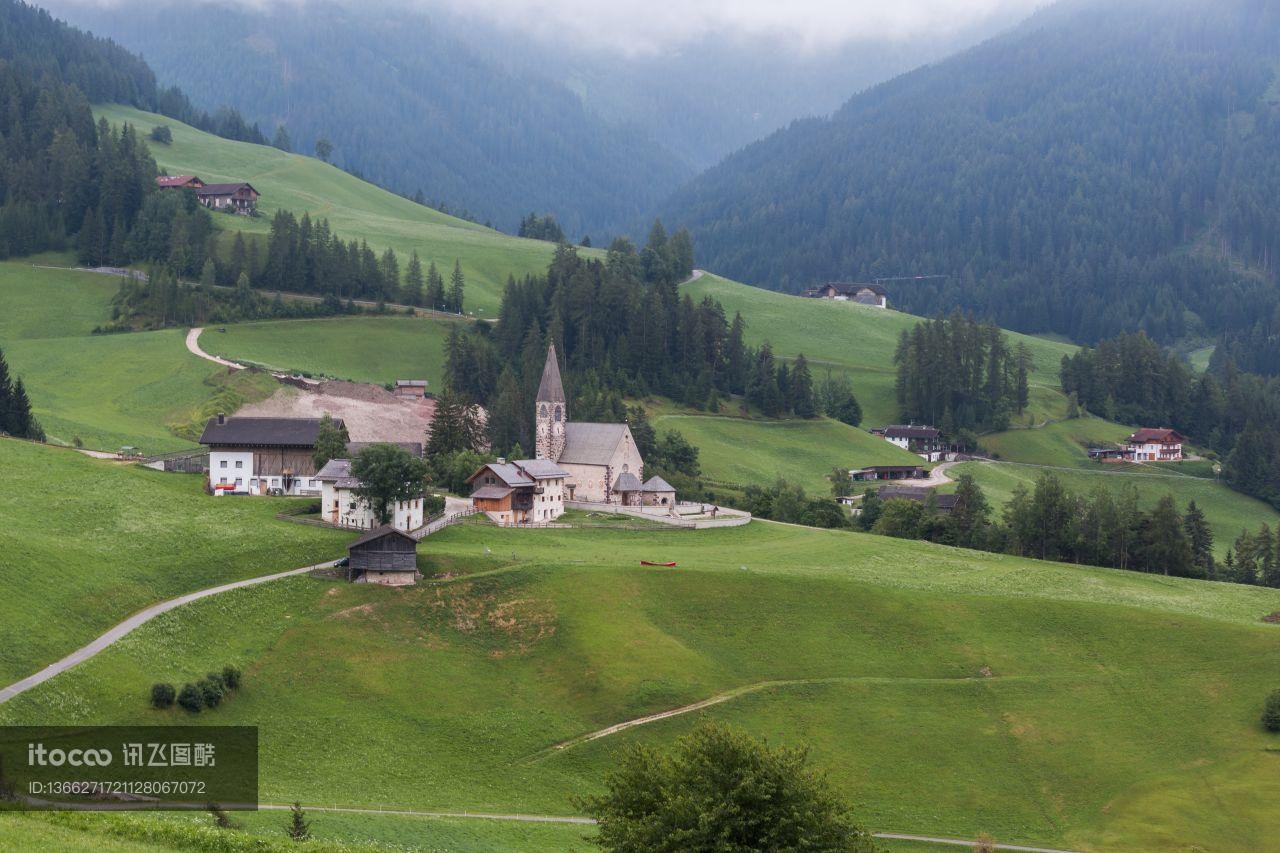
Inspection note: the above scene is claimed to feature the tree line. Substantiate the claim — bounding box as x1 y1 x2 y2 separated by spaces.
894 313 1031 436
860 472 1225 582
0 346 42 441
1060 331 1280 508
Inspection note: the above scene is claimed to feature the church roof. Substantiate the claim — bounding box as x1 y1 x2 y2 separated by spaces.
643 475 675 493
536 343 566 403
613 471 643 492
560 422 630 466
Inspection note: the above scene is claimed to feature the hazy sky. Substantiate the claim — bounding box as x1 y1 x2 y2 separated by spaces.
54 0 1051 55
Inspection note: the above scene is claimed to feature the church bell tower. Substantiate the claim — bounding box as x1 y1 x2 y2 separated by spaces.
535 343 567 461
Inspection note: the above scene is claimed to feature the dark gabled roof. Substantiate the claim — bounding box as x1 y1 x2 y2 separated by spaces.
315 458 361 488
347 525 416 550
642 475 675 492
882 424 940 440
560 423 630 465
1128 428 1185 444
195 182 260 197
805 282 888 297
613 471 643 492
199 416 342 448
536 343 566 403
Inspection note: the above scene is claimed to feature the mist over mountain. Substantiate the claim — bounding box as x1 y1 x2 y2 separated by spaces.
658 0 1280 347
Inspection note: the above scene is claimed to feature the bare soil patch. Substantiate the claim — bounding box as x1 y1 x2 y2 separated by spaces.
235 381 434 445
1263 611 1280 624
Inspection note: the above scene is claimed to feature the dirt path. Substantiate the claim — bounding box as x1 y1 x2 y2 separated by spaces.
0 558 338 705
186 327 245 370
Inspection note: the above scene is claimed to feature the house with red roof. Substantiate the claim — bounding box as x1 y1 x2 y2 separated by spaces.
1126 428 1185 461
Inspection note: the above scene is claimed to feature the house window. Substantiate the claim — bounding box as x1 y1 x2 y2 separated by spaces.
235 478 243 486
235 460 243 469
219 476 228 484
220 460 228 468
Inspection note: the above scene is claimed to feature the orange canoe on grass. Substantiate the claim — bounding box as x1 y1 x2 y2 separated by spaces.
640 561 677 567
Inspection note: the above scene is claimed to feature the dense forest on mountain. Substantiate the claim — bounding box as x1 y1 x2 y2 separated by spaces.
660 0 1280 348
52 1 691 235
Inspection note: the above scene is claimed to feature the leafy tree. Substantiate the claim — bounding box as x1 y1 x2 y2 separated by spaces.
831 467 853 499
426 448 493 495
150 683 176 709
199 675 225 708
221 665 242 690
312 413 350 469
177 683 203 713
350 443 428 525
581 722 877 852
288 802 312 841
149 125 172 144
872 499 926 539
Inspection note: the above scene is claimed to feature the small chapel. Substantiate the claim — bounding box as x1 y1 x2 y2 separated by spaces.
535 344 668 505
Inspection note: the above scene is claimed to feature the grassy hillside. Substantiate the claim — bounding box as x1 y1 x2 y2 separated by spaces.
96 104 585 314
201 315 459 385
950 460 1276 556
979 417 1136 468
653 411 922 494
0 263 278 452
684 274 1078 426
0 438 349 684
4 520 1279 851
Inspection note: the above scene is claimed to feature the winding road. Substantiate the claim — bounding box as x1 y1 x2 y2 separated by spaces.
186 326 245 370
0 559 337 705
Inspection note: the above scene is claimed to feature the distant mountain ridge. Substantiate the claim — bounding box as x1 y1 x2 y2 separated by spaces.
657 0 1280 346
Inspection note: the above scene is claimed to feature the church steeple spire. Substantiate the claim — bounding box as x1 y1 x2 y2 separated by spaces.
535 344 567 461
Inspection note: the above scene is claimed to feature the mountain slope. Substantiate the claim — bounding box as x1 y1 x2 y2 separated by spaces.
54 0 691 236
659 0 1280 345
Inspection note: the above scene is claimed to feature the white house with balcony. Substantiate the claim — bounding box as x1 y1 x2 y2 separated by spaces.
315 458 426 532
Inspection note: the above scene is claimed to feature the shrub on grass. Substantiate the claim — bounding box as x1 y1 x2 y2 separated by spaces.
149 683 176 709
222 665 242 690
1264 689 1280 732
177 683 203 713
198 676 225 709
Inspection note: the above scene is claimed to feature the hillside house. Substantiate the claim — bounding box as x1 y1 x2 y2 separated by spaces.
155 175 205 190
195 182 260 215
534 344 649 503
851 465 927 482
346 526 419 586
468 458 568 524
315 458 426 532
200 414 341 496
393 380 429 398
876 485 959 515
873 424 943 460
1126 428 1185 461
800 282 888 308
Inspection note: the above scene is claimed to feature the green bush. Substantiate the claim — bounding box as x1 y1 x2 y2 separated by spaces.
198 676 225 709
222 665 243 690
149 683 175 709
1264 689 1280 732
177 683 203 713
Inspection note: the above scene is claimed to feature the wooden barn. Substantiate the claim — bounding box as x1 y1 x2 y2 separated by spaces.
347 526 419 586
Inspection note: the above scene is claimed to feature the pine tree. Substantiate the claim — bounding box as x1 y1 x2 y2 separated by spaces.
425 261 445 310
404 251 424 306
448 259 465 313
1144 495 1194 576
790 354 817 418
1183 501 1214 578
486 369 525 457
312 413 349 469
287 802 311 841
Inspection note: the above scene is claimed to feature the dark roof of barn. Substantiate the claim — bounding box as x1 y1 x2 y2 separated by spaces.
882 425 940 439
199 416 342 448
347 525 416 550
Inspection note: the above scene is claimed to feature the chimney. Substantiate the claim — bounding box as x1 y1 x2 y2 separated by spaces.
497 457 506 465
217 412 226 425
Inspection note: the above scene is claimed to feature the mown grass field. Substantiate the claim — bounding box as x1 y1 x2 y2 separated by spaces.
951 460 1278 555
201 314 458 385
0 438 349 684
684 274 1079 427
0 262 281 453
979 417 1136 468
5 519 1280 852
653 411 922 494
96 105 587 315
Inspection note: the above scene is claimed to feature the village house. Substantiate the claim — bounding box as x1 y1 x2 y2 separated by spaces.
534 344 666 504
467 458 568 524
345 526 419 586
876 485 959 515
315 458 426 532
800 282 888 308
873 424 944 460
196 182 260 215
155 175 205 190
199 414 340 496
850 464 927 482
1126 428 1185 462
393 380 429 398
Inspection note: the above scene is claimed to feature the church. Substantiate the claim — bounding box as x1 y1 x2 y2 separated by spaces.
535 344 652 504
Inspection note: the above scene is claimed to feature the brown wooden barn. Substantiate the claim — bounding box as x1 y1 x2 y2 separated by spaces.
346 526 419 586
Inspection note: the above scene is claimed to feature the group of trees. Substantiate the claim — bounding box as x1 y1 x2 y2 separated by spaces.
862 472 1222 581
1060 331 1280 508
150 665 242 714
738 478 849 529
894 313 1031 436
0 346 42 441
1225 525 1280 588
517 212 565 242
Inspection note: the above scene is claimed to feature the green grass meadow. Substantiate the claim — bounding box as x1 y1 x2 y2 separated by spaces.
3 520 1279 851
97 105 589 315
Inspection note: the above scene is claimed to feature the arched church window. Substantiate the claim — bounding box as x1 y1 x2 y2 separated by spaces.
539 405 548 419
554 405 562 423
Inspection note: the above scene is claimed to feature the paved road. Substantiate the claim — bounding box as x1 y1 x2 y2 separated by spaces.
0 559 338 705
259 804 1079 851
185 327 245 370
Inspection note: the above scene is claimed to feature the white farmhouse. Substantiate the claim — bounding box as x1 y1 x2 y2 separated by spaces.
315 458 426 532
1125 428 1185 462
200 414 340 496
